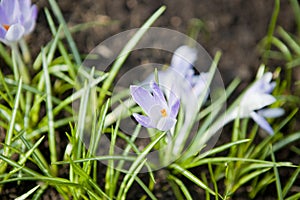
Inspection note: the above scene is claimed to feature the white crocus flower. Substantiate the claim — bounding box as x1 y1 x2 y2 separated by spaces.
229 72 284 135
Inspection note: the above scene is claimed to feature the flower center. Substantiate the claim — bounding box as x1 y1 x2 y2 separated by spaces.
160 109 167 117
2 24 10 31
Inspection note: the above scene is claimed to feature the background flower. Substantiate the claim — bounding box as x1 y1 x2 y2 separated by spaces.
0 0 37 44
230 72 284 134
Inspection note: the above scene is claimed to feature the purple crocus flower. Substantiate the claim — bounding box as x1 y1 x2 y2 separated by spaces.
233 72 284 134
0 0 37 44
130 81 180 131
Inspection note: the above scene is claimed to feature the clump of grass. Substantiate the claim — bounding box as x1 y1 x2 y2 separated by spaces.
0 0 299 199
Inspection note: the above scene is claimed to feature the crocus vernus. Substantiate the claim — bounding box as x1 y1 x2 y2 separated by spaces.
130 81 180 131
233 72 284 134
0 0 38 44
168 45 209 98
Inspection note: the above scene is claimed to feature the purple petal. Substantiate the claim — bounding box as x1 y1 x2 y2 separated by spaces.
168 87 179 106
250 111 274 135
5 24 25 42
1 0 17 23
11 0 20 23
150 81 167 106
169 98 180 118
132 113 154 128
23 5 38 34
157 117 177 131
0 26 6 39
18 0 31 12
0 7 8 24
130 85 155 115
247 72 275 95
31 5 38 21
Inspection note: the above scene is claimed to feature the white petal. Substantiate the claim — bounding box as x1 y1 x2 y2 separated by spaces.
5 24 24 42
171 45 198 76
242 93 276 112
257 108 284 118
157 117 176 131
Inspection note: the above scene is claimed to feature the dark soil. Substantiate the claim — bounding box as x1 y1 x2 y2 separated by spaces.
1 0 299 199
32 0 295 83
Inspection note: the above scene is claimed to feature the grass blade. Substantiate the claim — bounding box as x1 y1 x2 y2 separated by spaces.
170 163 216 196
99 6 166 105
270 145 283 200
15 185 40 200
3 78 22 160
48 0 81 67
117 131 167 199
42 48 57 175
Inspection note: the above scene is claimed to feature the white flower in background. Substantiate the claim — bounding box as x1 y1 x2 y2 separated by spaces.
230 72 284 134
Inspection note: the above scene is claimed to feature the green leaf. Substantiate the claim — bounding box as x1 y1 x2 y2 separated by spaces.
99 6 166 105
15 185 40 200
42 48 57 175
170 163 217 196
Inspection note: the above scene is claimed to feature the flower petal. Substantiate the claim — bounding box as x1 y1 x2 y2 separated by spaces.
192 72 209 98
257 108 285 118
11 0 20 23
23 4 38 34
250 111 274 135
130 85 155 115
0 26 6 39
171 45 198 76
5 24 24 42
157 117 177 131
0 7 8 24
1 0 17 23
151 81 167 106
169 98 180 118
132 113 155 128
242 93 276 112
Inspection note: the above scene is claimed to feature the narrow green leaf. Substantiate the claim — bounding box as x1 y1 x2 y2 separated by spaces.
15 185 40 200
170 164 216 196
3 78 22 158
263 0 280 62
42 48 57 175
168 174 193 200
48 0 81 66
282 167 300 197
290 0 300 34
270 145 283 200
117 131 167 199
99 6 166 105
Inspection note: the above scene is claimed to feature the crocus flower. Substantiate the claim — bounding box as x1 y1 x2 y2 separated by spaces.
170 45 198 77
231 72 284 134
0 0 38 44
130 81 180 131
169 45 209 98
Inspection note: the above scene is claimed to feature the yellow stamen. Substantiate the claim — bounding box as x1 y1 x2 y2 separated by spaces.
3 24 10 31
160 109 167 117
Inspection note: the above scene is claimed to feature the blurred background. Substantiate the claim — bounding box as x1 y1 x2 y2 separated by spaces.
32 0 295 84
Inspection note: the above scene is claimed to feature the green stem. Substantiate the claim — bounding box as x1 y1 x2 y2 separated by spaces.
19 39 32 64
98 6 166 106
11 43 30 84
263 0 280 63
